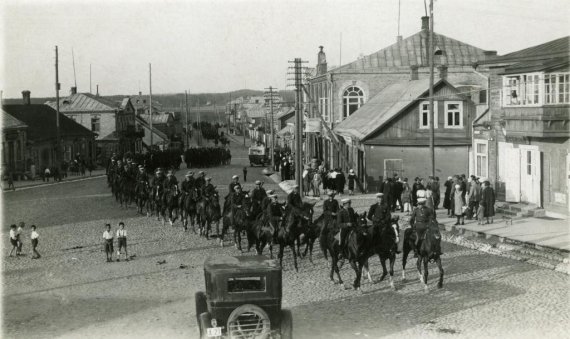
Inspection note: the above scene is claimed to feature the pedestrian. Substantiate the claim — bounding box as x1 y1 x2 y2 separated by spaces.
401 178 412 214
7 171 15 191
44 167 51 182
476 201 485 225
481 180 495 224
103 223 114 262
443 176 453 215
383 178 394 212
8 224 18 257
312 169 322 198
466 176 481 220
393 175 403 211
16 222 25 256
431 176 441 210
30 225 41 259
243 166 248 182
336 169 345 195
347 169 357 195
453 184 465 225
116 222 128 261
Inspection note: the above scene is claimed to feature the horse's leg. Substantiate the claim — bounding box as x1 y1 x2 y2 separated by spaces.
402 249 410 281
269 243 273 259
389 254 396 290
291 243 299 272
296 235 302 258
436 257 444 289
349 260 361 291
423 257 429 292
379 256 388 282
363 260 373 283
278 243 285 268
416 257 423 284
329 253 336 283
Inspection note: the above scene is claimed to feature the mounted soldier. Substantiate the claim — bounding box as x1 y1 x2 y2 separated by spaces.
195 171 206 192
224 175 241 213
163 169 179 194
322 192 339 228
337 198 357 260
410 190 442 257
266 194 282 241
203 177 216 199
367 193 391 226
180 171 195 195
261 189 275 217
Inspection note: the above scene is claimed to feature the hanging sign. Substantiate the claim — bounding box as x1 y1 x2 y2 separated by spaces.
304 118 322 133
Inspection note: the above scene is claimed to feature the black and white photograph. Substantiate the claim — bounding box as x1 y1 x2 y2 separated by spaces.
1 0 569 338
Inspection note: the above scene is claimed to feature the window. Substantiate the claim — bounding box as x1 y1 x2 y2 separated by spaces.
503 72 570 106
444 101 463 128
527 150 532 175
319 97 329 122
475 141 488 178
479 89 487 104
91 115 100 132
419 101 438 129
227 276 266 293
342 86 364 119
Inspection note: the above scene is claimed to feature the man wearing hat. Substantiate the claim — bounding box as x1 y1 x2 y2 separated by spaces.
151 168 166 202
367 193 391 226
195 171 206 192
136 165 149 184
286 184 303 213
266 194 282 238
224 175 241 213
323 192 339 227
230 185 247 225
410 190 441 257
203 177 216 199
251 180 267 207
337 198 357 259
163 169 179 195
228 175 241 194
261 189 275 213
180 171 195 195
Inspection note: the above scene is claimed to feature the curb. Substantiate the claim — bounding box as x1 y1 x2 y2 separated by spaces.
2 174 106 192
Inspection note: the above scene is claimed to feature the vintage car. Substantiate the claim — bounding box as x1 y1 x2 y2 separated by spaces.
248 145 269 167
196 255 292 339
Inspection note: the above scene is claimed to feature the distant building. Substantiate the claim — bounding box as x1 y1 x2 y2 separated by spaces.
3 91 96 172
1 108 28 174
475 36 570 215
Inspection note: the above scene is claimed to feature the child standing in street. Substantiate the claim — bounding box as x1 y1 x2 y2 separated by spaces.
116 222 128 262
16 222 25 256
9 224 18 257
103 224 114 262
30 225 41 259
242 167 248 182
477 201 485 225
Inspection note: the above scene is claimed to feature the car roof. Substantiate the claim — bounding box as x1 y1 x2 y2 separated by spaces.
204 255 280 273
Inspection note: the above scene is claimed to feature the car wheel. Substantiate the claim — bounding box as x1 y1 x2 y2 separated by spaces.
227 304 270 339
280 309 293 339
199 312 212 339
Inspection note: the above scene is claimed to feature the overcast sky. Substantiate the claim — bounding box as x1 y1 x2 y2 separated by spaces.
1 0 568 98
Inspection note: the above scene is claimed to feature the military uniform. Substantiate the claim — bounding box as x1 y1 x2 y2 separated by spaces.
163 175 179 192
368 202 391 226
152 174 166 197
337 205 357 258
195 176 206 191
267 200 283 228
410 204 435 237
323 198 340 226
251 186 267 204
203 183 216 198
180 177 195 194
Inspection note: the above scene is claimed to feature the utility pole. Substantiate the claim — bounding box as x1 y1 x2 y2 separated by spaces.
185 90 189 149
428 0 435 176
289 58 307 192
55 46 61 171
265 86 277 169
197 97 201 146
242 107 246 147
149 63 154 149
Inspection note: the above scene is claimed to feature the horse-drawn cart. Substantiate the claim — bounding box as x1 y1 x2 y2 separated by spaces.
196 255 292 339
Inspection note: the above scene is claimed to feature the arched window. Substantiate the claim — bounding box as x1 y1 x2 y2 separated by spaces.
342 86 364 119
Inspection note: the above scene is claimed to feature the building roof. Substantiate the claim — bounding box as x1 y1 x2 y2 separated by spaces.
275 107 295 120
330 31 487 74
45 93 120 113
1 109 27 129
500 57 570 75
482 36 570 65
140 112 172 125
100 131 120 141
334 78 448 140
135 116 168 146
2 104 95 141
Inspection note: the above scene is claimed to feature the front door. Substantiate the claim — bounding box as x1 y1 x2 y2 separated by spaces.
519 146 541 206
502 144 521 202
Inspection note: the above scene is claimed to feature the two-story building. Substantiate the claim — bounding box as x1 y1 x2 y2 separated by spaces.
307 17 495 177
475 36 570 215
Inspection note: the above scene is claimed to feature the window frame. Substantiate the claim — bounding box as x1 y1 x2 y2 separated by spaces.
444 101 464 129
342 86 364 120
419 101 438 129
90 114 101 132
502 71 570 107
474 140 488 178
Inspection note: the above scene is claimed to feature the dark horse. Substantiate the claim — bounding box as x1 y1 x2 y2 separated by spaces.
402 222 444 292
276 202 314 272
164 186 180 226
134 180 150 215
302 213 324 263
231 195 252 251
246 202 285 258
197 193 222 239
179 188 199 232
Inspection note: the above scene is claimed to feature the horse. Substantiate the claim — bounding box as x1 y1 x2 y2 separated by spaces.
247 202 285 258
230 195 252 251
402 221 444 292
163 186 180 226
276 202 314 272
301 213 324 263
179 188 199 232
197 193 222 239
134 180 150 215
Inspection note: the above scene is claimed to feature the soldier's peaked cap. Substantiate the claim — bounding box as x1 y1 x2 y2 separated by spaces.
376 193 384 197
185 171 193 176
341 198 351 204
255 180 262 185
232 175 239 179
138 165 144 169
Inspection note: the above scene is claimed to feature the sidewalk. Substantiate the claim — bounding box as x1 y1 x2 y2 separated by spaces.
269 174 570 254
2 169 107 192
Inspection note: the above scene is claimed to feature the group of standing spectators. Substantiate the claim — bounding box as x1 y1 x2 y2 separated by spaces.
376 175 441 214
443 174 495 225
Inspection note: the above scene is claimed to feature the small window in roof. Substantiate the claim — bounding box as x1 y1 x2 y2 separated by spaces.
63 100 71 104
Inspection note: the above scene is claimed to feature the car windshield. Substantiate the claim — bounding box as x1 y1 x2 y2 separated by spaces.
249 148 264 155
227 276 266 293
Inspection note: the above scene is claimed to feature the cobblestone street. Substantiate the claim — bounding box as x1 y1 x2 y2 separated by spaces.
3 142 569 339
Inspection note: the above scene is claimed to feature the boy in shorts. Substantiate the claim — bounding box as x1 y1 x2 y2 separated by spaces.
9 224 18 257
16 222 25 256
103 224 114 262
30 225 41 259
116 222 128 262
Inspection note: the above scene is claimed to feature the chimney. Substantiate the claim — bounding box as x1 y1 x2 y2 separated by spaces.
70 87 77 95
22 90 31 105
483 50 498 61
96 84 99 97
139 91 142 96
438 65 448 80
317 46 327 75
396 36 403 43
410 65 419 80
421 16 429 32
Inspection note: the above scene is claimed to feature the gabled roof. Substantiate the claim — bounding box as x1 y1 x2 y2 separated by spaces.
1 109 27 129
501 57 570 75
100 131 120 141
275 107 295 120
482 36 570 65
2 104 95 141
45 93 120 113
139 112 172 125
330 31 487 74
334 78 451 140
135 116 168 146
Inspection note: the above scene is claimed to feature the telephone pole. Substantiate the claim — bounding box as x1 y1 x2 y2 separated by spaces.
428 0 435 176
185 90 189 148
55 46 61 171
149 63 154 148
265 86 277 168
289 58 307 192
